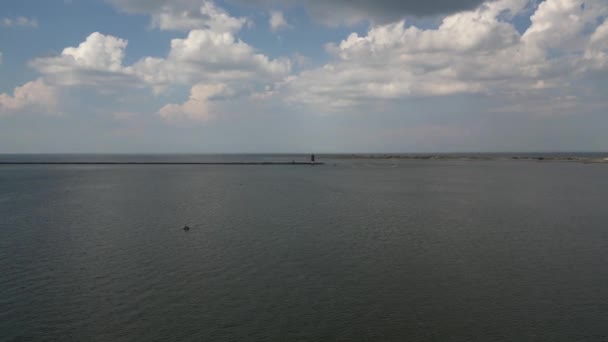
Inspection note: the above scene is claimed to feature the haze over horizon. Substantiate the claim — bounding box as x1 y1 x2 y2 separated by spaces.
1 0 607 153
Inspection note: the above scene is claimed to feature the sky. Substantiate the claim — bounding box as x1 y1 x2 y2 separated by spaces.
0 0 607 153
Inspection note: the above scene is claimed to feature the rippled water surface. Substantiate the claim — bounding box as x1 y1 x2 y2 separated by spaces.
1 157 608 341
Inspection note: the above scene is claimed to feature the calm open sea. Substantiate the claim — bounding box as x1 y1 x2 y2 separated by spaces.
1 155 608 341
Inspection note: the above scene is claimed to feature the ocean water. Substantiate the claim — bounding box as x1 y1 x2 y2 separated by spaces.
1 155 608 341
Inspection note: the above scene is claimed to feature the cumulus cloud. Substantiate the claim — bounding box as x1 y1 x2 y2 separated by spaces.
100 1 292 90
583 20 608 71
29 25 288 95
159 83 233 121
0 79 58 115
129 29 291 89
269 11 291 31
30 32 140 88
280 0 608 108
523 0 608 50
106 0 247 31
19 0 608 124
1 16 38 28
133 27 290 120
28 1 290 122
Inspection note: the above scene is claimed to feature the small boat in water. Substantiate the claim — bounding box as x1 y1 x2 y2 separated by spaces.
183 225 191 231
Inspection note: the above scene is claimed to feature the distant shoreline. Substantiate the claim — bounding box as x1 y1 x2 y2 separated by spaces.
1 154 607 165
323 154 608 163
0 162 325 166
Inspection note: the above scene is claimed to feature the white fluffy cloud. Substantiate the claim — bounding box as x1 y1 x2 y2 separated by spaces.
583 20 608 72
135 28 290 119
269 11 291 31
159 83 233 121
130 29 291 88
154 1 247 32
18 0 608 122
1 16 38 28
107 0 247 31
29 1 291 121
30 17 290 93
523 0 607 50
61 33 127 71
30 32 138 87
0 79 58 115
281 0 608 108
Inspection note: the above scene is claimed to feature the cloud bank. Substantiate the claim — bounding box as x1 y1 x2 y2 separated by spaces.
5 0 607 128
26 2 290 121
281 0 608 108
